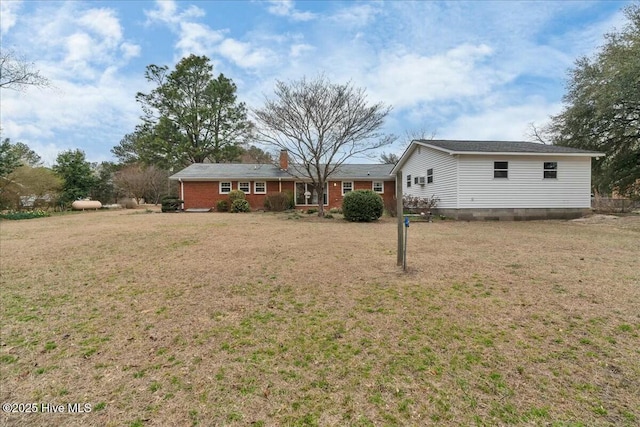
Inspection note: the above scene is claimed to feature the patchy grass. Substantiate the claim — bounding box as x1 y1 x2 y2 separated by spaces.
1 210 639 426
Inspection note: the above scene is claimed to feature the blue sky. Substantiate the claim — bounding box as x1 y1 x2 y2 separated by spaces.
0 0 632 166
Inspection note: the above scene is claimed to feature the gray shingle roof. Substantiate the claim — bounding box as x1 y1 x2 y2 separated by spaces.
419 139 603 154
391 139 605 175
170 163 394 181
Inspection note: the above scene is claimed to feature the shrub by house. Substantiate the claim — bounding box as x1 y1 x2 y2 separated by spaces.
342 190 383 222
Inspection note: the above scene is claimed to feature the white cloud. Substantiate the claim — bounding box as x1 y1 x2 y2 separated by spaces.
144 0 204 25
328 3 381 27
120 42 141 60
267 0 315 22
217 38 273 68
1 1 144 164
145 1 276 69
366 44 505 108
440 98 563 141
175 22 225 56
290 43 314 58
0 0 22 35
77 8 123 43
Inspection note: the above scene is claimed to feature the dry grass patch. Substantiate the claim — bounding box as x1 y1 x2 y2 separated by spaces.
1 210 639 426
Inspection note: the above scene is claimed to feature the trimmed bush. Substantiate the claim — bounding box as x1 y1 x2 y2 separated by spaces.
119 198 138 209
228 190 245 202
342 190 383 222
230 199 250 213
216 199 229 212
161 197 183 212
264 192 292 211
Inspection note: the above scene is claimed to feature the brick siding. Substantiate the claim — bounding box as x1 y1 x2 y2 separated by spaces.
181 179 395 211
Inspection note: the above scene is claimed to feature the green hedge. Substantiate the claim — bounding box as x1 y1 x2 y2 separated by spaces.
342 190 383 222
0 210 51 220
231 199 250 213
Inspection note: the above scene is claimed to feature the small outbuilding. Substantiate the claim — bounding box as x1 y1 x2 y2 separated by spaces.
392 140 605 220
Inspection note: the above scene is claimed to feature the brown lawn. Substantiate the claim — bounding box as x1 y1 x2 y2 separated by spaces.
1 209 639 426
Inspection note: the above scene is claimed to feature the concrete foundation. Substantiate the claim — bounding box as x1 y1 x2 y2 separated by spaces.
433 207 590 221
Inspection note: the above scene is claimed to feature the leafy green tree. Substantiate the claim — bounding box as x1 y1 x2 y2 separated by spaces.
1 138 42 177
90 161 120 204
0 138 22 178
254 75 394 217
546 4 640 198
0 165 62 210
120 54 251 167
53 149 96 207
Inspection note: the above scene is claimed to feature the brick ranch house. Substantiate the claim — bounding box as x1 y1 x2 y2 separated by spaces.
169 150 396 211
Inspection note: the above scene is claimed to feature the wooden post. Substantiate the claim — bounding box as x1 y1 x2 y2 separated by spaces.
396 170 403 266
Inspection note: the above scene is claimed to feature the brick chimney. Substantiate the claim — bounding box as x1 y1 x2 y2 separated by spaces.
279 149 288 171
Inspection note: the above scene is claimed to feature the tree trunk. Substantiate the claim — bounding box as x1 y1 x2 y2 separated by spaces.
317 181 325 217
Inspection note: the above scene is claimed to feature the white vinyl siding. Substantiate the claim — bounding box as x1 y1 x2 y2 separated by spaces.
457 156 592 208
402 146 458 208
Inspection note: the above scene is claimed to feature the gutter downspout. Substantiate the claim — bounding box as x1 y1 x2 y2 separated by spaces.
179 179 184 210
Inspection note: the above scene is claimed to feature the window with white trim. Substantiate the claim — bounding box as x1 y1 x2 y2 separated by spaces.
427 168 433 184
543 162 558 179
373 181 384 193
295 182 328 205
493 161 508 179
342 181 353 195
406 174 412 188
220 182 231 193
238 182 250 193
254 181 266 194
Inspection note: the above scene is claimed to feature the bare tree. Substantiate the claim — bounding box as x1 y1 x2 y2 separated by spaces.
0 49 51 91
379 152 400 164
527 122 550 145
254 75 395 216
379 129 435 164
113 163 167 205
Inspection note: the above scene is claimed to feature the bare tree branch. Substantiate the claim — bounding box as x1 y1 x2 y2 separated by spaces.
0 49 51 91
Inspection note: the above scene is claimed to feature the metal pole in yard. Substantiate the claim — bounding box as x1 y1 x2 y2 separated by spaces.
396 171 404 266
403 216 409 271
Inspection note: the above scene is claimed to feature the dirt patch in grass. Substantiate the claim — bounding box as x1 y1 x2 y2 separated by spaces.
1 210 639 426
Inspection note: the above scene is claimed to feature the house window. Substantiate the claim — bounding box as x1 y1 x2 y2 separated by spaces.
220 182 231 193
373 181 384 193
295 182 328 206
238 182 250 193
406 174 412 188
494 161 508 179
254 181 266 194
414 176 419 185
544 162 558 179
342 181 353 195
427 168 433 184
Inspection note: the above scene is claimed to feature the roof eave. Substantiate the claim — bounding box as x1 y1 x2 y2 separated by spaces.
452 151 606 157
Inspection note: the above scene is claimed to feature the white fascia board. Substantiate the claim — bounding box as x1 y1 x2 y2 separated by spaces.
454 151 606 157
